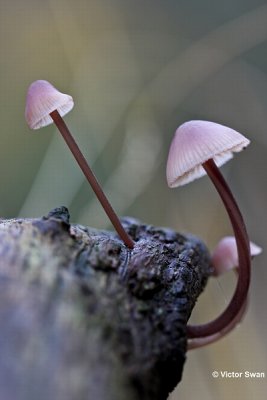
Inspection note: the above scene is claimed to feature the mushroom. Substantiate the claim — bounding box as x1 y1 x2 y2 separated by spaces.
166 120 252 339
211 236 262 276
188 236 262 349
25 80 134 249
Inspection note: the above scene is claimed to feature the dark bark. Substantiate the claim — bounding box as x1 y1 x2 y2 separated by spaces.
0 206 211 400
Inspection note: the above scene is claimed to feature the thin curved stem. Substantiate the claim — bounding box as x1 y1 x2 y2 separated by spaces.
50 110 134 249
187 158 251 338
187 297 248 349
187 269 247 349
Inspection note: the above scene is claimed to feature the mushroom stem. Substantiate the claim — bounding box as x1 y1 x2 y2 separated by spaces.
188 294 248 349
50 110 134 249
187 269 247 349
187 158 251 338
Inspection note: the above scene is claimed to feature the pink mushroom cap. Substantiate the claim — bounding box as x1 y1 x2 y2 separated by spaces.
25 80 74 130
166 120 250 187
211 236 262 276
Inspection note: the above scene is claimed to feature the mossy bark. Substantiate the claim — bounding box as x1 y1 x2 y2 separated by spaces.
0 206 211 400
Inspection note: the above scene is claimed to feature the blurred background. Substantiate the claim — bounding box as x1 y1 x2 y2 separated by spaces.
0 0 266 398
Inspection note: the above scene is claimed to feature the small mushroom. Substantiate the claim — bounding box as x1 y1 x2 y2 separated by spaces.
25 80 134 249
25 79 74 129
211 236 262 276
188 236 262 349
166 120 252 339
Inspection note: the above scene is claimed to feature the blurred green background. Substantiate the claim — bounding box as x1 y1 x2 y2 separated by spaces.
1 0 266 398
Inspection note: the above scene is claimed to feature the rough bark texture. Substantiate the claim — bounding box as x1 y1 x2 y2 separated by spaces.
0 206 211 400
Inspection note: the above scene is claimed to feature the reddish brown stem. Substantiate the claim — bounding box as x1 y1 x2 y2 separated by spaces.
50 110 134 249
188 298 248 349
187 158 251 338
187 269 248 349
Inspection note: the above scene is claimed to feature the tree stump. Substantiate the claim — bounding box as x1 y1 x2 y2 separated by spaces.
0 206 211 400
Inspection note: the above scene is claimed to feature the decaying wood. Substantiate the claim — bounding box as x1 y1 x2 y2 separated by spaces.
0 206 211 400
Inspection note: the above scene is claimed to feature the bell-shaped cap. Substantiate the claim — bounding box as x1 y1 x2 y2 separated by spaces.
166 120 250 187
211 236 262 276
25 80 74 129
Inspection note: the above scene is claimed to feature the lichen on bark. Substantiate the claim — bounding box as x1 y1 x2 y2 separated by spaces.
0 206 211 400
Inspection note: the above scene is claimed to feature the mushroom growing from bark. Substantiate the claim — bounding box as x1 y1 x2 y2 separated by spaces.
188 235 262 349
25 80 134 249
166 120 252 340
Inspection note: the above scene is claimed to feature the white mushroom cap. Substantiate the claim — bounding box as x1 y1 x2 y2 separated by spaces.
211 236 262 276
166 120 250 187
25 80 74 129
